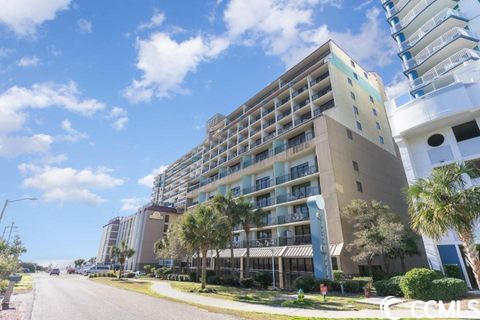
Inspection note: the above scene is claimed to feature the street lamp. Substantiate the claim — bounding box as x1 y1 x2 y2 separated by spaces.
0 198 37 226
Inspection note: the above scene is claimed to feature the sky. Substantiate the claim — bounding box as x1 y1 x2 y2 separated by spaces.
0 0 410 265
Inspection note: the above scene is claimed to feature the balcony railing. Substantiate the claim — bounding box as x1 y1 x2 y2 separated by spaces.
313 99 335 116
277 96 290 107
398 9 465 52
243 179 272 195
410 48 480 91
403 28 475 71
292 85 308 98
276 165 318 184
263 132 276 142
276 186 321 204
263 119 275 129
309 72 329 86
277 110 291 121
250 128 260 136
274 132 314 154
390 0 435 34
293 98 310 112
254 197 273 208
294 115 312 127
278 123 293 135
386 0 411 17
244 235 312 248
262 108 274 117
311 86 332 101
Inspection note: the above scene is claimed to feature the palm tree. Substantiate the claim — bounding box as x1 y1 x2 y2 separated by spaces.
181 205 229 289
212 192 239 274
235 198 265 277
110 240 136 279
406 163 480 286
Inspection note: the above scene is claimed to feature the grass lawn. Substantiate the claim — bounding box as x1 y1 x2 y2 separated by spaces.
14 273 33 293
169 281 374 311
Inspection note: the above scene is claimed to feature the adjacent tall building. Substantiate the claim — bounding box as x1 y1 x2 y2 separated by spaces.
152 40 426 287
382 0 480 288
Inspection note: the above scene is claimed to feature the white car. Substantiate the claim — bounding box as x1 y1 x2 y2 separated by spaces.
83 265 110 275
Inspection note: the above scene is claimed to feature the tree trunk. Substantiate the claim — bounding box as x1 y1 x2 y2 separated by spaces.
383 255 390 275
367 257 373 278
201 249 208 290
245 230 250 278
458 229 480 289
196 249 201 282
230 238 235 275
400 256 406 273
215 249 220 277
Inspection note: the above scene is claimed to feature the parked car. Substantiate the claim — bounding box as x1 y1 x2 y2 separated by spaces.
50 268 60 276
83 265 110 275
67 268 76 274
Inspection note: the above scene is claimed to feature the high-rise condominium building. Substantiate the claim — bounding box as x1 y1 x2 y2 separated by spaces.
152 41 426 288
382 0 480 287
97 204 178 271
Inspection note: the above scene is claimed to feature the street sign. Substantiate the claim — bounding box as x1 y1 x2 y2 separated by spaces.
320 283 328 301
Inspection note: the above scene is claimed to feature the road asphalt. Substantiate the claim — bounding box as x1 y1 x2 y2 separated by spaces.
28 273 241 320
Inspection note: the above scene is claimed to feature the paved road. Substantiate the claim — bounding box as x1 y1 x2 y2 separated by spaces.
29 274 241 320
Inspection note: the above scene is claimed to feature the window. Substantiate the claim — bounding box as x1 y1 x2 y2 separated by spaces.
350 60 356 68
164 215 170 223
352 161 359 172
348 78 353 86
346 129 353 140
257 230 272 240
290 162 309 179
379 136 385 144
356 181 363 192
230 162 241 173
293 204 309 215
256 194 271 207
353 72 359 80
288 132 307 148
353 106 359 115
295 225 311 236
292 182 311 197
255 149 269 162
350 92 356 100
255 176 270 190
363 71 368 79
427 134 445 147
163 224 168 233
356 121 362 131
452 121 480 142
372 108 378 116
369 96 374 103
376 122 381 130
231 186 240 197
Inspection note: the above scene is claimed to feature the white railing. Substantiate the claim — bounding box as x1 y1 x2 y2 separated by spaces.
398 8 465 52
410 48 480 90
387 0 412 17
391 0 435 33
403 28 474 70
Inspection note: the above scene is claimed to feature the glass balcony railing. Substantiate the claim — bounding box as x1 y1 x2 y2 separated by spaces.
263 119 275 129
253 197 273 208
390 0 435 34
386 0 411 17
398 9 466 52
292 85 308 98
276 165 318 184
403 28 475 71
411 48 480 91
309 72 329 86
311 86 332 101
263 132 276 142
243 179 272 195
294 115 312 127
277 211 310 224
293 98 310 112
276 186 321 204
277 110 291 121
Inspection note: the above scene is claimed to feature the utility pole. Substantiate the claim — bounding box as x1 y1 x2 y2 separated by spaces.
0 198 37 227
5 222 18 245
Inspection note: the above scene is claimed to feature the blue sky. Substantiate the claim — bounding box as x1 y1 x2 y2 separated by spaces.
0 0 408 265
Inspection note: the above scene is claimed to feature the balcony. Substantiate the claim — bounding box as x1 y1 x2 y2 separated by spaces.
310 72 329 86
398 9 466 53
311 86 332 101
313 99 335 116
292 85 308 98
277 96 290 107
411 48 480 92
262 107 274 117
403 28 477 72
263 132 276 142
274 132 314 154
276 165 318 184
263 119 275 129
386 0 411 18
390 0 435 34
250 127 260 136
254 197 273 209
276 186 321 204
277 211 310 225
293 98 310 112
243 179 272 195
294 115 312 127
248 235 312 248
250 140 262 149
277 110 291 121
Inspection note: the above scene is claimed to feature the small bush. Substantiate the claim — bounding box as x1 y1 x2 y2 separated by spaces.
374 276 403 297
189 272 198 282
431 278 468 301
294 276 316 292
343 279 370 293
333 270 344 282
0 280 8 293
124 272 136 279
240 278 254 288
399 268 443 300
314 279 340 292
254 272 272 289
443 264 462 280
207 275 221 285
221 276 238 287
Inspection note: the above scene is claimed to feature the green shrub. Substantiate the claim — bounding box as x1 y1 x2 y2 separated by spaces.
333 270 344 282
314 279 340 292
343 279 370 293
399 268 443 300
431 278 468 301
207 275 221 285
254 272 272 289
240 278 254 288
443 264 462 280
0 280 8 293
124 272 135 279
374 276 403 297
189 271 198 282
294 276 316 292
221 276 238 286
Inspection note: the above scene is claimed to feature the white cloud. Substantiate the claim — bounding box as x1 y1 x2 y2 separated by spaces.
0 81 104 157
354 0 373 10
19 164 124 205
120 198 145 212
138 11 165 30
59 119 88 142
138 165 167 188
0 0 70 37
0 48 14 58
107 107 129 131
124 32 229 103
0 134 53 157
77 18 92 34
386 72 411 100
17 56 40 67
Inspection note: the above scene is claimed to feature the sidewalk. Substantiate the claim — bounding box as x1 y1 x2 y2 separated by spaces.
148 280 402 319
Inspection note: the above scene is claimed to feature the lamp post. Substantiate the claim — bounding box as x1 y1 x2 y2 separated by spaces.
0 198 37 227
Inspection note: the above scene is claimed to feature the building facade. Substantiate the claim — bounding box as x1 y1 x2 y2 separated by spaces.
152 41 426 287
96 217 121 264
382 0 480 287
98 204 179 271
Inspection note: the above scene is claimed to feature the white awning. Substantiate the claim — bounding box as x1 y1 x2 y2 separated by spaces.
283 245 313 257
248 247 285 258
330 243 344 256
218 248 246 258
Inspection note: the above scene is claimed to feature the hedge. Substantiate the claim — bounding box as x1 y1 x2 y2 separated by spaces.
431 278 468 301
443 264 462 280
374 276 403 297
399 268 443 300
294 276 370 293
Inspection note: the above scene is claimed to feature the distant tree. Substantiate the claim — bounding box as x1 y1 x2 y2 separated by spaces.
389 233 421 273
87 257 96 265
0 236 26 279
74 259 85 268
407 163 480 286
235 198 265 276
110 241 135 279
154 216 190 261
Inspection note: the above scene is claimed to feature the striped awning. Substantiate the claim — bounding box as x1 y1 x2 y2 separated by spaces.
329 243 344 256
282 245 313 257
218 248 246 258
248 247 285 258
